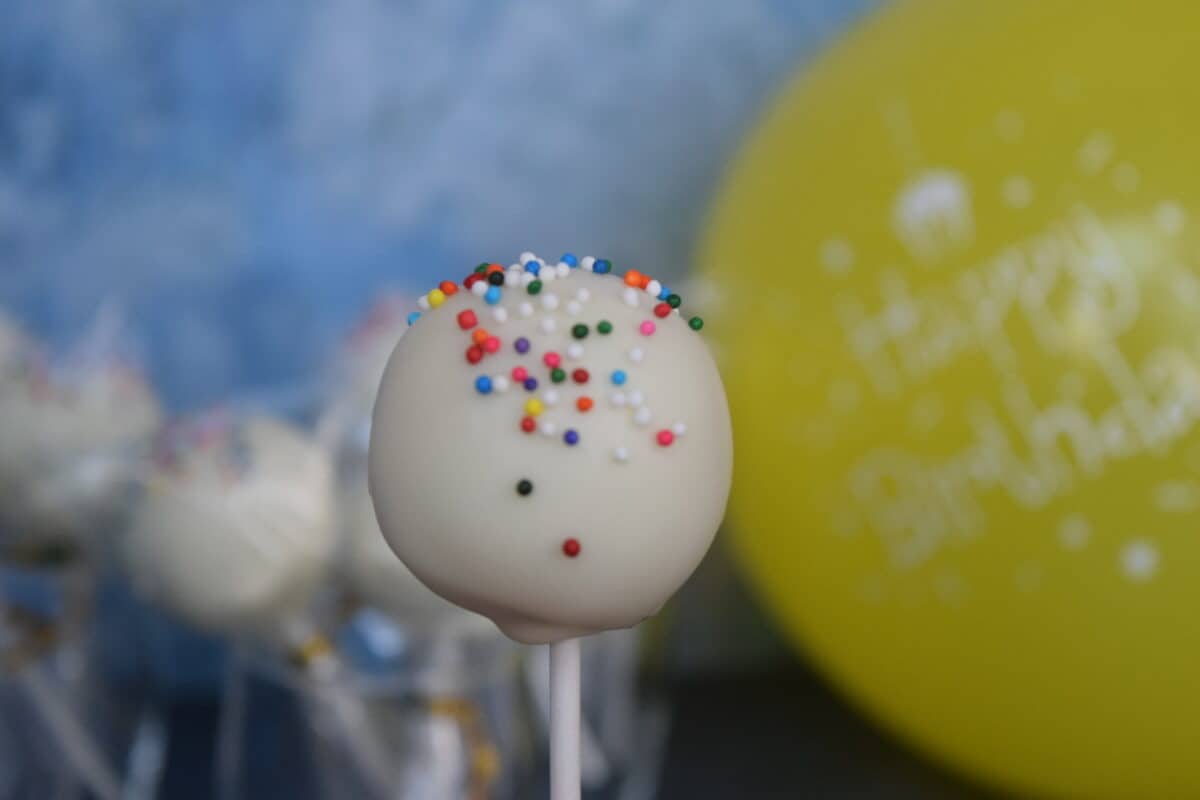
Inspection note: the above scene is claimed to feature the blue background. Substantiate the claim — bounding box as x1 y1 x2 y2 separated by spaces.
0 0 875 411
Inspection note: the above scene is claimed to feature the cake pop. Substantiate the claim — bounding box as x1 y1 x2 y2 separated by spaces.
368 254 732 644
0 315 161 559
122 415 335 636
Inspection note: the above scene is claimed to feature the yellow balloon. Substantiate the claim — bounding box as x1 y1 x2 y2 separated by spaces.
702 1 1200 797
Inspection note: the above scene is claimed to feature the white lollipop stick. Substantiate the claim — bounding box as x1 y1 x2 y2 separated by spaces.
19 662 121 800
550 638 581 800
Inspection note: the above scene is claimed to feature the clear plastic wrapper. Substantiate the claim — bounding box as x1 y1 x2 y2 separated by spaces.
217 619 529 800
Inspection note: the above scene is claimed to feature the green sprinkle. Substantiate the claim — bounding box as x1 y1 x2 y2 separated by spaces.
528 280 543 295
688 316 704 331
475 263 489 274
551 368 567 383
666 294 682 309
596 320 613 335
571 323 589 339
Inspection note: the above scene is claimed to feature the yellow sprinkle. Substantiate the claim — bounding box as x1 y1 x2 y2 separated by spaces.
428 288 446 308
525 398 544 417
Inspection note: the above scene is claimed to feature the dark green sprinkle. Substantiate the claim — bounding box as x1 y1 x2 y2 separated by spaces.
527 280 543 295
666 294 682 309
551 368 566 383
516 479 533 496
571 323 589 339
475 263 489 274
596 320 613 335
688 316 704 331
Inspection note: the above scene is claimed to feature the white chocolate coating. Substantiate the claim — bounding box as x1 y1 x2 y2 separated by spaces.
123 416 335 635
369 262 732 644
0 316 161 554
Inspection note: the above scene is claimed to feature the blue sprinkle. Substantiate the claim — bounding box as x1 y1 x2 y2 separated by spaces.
524 260 541 275
523 377 539 392
611 369 627 386
485 285 502 305
563 429 580 446
658 285 671 301
561 252 578 267
475 375 493 394
406 311 421 326
593 259 611 274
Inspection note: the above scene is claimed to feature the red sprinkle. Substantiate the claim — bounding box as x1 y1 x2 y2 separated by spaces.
544 352 562 368
572 368 589 384
520 416 536 433
512 366 529 382
466 345 484 364
440 280 459 296
464 273 483 289
653 302 671 318
562 538 581 558
656 429 675 447
483 336 501 354
457 310 478 330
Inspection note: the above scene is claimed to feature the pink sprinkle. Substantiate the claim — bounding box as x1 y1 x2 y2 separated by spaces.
639 320 657 336
484 336 501 353
544 352 562 368
512 366 529 382
656 429 675 447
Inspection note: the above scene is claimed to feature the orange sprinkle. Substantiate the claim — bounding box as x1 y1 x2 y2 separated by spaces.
623 269 642 287
637 273 651 290
439 280 459 296
471 328 490 345
486 263 505 274
576 396 594 412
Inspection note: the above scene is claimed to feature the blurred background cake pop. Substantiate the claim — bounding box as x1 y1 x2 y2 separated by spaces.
0 309 161 562
121 414 335 638
321 296 494 638
369 253 733 644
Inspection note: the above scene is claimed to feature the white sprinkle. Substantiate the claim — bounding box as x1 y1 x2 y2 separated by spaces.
576 288 591 303
541 269 557 283
540 421 557 436
492 376 510 393
671 422 687 437
543 389 560 406
646 279 662 297
628 389 645 407
613 447 630 463
417 295 431 310
629 347 644 363
611 392 627 408
521 272 536 287
492 307 508 323
509 263 522 271
540 318 557 334
566 300 582 316
581 256 596 271
634 407 653 426
471 281 488 297
504 270 522 288
518 302 534 318
566 343 584 360
622 287 640 307
541 294 560 311
556 263 570 279
519 251 537 265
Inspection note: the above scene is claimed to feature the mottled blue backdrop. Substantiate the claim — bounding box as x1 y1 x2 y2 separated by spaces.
1 0 874 410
